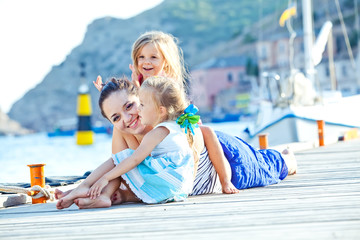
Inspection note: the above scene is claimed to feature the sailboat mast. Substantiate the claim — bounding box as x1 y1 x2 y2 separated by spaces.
355 0 360 90
302 0 315 83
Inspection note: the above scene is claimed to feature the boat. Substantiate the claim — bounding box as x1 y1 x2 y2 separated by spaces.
244 92 360 147
242 0 360 148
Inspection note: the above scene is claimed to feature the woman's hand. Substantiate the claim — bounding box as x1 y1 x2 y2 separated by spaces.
129 64 141 88
88 177 109 199
93 75 103 92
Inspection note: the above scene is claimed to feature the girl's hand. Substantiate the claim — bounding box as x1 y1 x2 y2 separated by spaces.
129 64 141 88
93 75 103 92
88 177 109 199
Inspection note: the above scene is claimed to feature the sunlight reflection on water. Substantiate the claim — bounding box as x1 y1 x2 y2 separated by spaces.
0 121 249 184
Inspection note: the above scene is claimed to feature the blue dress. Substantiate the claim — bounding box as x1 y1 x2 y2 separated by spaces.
215 131 288 190
112 121 194 204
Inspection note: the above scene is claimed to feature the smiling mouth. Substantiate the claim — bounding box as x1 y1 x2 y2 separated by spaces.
127 117 139 128
143 67 153 71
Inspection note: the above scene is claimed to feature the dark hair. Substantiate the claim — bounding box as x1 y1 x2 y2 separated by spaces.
98 77 138 119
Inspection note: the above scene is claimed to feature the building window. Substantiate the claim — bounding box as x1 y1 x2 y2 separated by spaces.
336 36 343 53
228 73 233 83
325 67 330 77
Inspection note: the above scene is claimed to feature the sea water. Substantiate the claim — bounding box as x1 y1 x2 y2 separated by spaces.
0 133 113 184
0 122 249 184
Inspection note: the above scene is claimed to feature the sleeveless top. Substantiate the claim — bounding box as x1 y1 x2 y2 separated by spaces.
191 146 222 195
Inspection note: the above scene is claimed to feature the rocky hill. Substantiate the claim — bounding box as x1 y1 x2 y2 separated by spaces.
0 109 32 136
11 0 357 132
8 0 290 132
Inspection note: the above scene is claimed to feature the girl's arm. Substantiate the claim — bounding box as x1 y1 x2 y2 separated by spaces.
200 125 239 193
88 127 169 199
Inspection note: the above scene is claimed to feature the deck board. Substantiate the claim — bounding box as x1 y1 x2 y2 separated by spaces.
0 139 359 239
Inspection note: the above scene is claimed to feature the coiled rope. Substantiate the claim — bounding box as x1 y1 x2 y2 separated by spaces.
0 185 54 201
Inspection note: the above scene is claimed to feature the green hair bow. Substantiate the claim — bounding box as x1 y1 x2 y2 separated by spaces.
176 104 200 135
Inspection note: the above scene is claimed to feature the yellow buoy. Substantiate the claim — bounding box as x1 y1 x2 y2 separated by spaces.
76 82 94 145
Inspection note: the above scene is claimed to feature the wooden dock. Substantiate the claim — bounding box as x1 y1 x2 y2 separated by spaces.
1 139 359 239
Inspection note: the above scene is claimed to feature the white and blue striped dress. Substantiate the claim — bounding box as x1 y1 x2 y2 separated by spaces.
191 147 222 196
112 121 194 204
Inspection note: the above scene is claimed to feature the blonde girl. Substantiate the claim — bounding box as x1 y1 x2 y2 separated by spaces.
130 31 188 87
94 31 188 89
88 76 197 203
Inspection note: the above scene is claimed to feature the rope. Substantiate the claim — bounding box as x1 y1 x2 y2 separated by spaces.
0 185 54 201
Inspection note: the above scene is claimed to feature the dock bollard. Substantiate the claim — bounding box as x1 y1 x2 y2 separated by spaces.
27 164 47 204
317 120 325 146
76 83 94 145
258 133 269 149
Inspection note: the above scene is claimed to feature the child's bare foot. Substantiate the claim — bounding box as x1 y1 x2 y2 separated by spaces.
54 189 71 200
74 196 112 209
56 199 65 209
282 148 297 175
222 180 239 194
56 185 89 209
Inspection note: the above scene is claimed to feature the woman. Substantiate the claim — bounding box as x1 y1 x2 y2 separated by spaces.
56 78 296 209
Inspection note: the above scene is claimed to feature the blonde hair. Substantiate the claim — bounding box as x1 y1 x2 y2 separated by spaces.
140 76 188 121
140 76 194 146
132 31 188 88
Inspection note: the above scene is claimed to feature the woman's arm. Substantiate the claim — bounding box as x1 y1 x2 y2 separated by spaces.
88 127 169 198
112 127 134 153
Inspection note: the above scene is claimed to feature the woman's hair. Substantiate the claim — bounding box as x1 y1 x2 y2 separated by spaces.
98 77 138 119
131 31 188 88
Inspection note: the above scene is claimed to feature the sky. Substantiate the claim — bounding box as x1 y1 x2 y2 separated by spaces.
0 0 163 113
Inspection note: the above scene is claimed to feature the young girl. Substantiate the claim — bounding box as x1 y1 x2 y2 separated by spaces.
94 31 187 89
93 30 238 194
88 76 197 203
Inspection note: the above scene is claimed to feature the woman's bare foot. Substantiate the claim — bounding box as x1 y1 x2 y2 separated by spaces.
56 185 89 209
74 196 112 209
54 189 71 200
221 180 239 194
282 148 297 175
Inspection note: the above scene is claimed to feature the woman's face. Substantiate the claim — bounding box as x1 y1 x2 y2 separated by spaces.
102 90 146 135
137 43 166 80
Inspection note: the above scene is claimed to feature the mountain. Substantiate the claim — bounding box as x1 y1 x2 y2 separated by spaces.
0 108 31 135
8 0 291 132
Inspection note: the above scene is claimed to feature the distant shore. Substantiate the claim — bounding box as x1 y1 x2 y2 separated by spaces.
0 109 32 136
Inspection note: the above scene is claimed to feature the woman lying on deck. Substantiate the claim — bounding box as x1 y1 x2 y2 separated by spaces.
55 77 297 209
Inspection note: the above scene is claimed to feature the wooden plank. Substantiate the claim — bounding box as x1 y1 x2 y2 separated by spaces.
0 139 359 239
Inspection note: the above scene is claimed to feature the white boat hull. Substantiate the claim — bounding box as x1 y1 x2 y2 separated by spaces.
244 94 360 148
